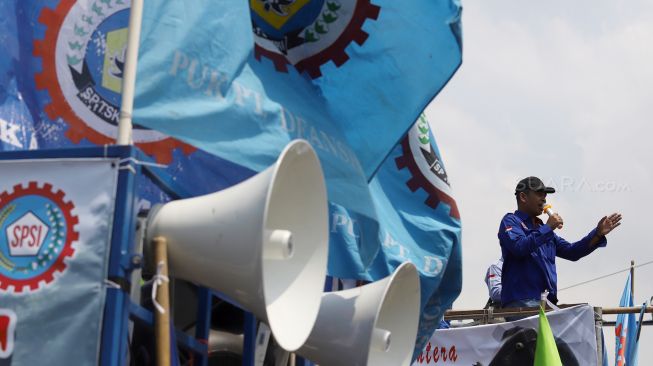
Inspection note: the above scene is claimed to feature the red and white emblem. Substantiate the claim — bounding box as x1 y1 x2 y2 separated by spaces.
33 0 194 163
395 115 460 219
0 182 79 293
251 0 380 78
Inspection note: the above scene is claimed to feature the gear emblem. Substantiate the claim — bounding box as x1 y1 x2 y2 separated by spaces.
0 182 79 293
33 0 194 163
395 115 460 219
251 0 380 78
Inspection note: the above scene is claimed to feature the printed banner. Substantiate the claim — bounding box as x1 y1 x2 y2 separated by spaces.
0 158 118 365
413 305 599 366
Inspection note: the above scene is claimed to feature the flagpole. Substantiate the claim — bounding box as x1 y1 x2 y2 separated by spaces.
630 260 635 299
117 0 144 145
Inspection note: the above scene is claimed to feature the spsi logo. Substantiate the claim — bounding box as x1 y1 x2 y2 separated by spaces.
33 0 193 163
0 182 79 293
251 0 380 78
6 212 49 257
395 115 460 219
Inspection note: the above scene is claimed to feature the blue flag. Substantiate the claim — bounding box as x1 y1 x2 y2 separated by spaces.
345 115 462 357
134 0 462 178
133 0 462 272
615 272 638 366
320 115 461 359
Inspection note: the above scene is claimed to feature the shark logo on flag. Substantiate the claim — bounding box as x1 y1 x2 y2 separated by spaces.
362 115 461 358
0 309 17 359
251 0 380 78
395 115 459 219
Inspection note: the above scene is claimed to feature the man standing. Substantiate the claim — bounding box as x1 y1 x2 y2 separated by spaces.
498 177 622 309
484 257 503 308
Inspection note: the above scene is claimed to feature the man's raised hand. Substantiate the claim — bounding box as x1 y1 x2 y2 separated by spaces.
597 213 622 236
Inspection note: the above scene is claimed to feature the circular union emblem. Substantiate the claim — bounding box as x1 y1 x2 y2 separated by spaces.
395 115 460 219
251 0 380 78
0 182 79 293
33 0 193 163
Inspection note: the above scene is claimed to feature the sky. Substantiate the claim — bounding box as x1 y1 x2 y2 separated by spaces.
425 0 653 363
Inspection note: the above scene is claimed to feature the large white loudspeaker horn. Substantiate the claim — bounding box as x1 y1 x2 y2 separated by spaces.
298 262 421 366
146 140 329 351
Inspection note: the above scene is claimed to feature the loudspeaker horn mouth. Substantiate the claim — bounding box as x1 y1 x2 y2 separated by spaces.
144 139 329 353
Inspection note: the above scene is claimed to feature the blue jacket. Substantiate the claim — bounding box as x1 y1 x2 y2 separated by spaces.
498 210 607 305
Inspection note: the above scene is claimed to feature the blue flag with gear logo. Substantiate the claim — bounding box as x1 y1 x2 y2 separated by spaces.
614 272 638 366
131 0 463 352
365 115 462 358
291 115 461 360
133 0 462 178
132 0 462 274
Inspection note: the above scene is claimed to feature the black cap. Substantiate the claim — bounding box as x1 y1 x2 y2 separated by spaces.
515 176 555 194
